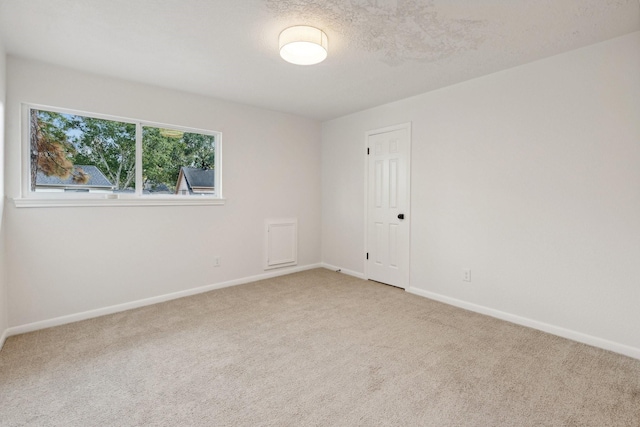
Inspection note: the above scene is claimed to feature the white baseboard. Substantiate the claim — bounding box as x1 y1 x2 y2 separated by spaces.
5 263 322 337
407 287 640 361
321 263 366 280
6 264 637 361
0 328 8 351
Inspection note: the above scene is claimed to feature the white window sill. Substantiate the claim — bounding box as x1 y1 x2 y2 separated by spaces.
13 197 226 208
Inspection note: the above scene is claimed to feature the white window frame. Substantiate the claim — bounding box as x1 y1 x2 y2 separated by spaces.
15 103 224 208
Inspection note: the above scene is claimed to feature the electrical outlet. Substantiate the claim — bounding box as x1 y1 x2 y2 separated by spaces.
463 269 471 282
214 256 221 267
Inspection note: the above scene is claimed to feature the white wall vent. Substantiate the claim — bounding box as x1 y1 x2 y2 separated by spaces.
264 218 298 270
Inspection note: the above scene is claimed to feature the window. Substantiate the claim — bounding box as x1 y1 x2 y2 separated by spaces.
30 109 136 194
142 126 216 196
21 105 222 206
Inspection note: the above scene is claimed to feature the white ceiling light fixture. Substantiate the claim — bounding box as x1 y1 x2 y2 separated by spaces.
279 25 328 65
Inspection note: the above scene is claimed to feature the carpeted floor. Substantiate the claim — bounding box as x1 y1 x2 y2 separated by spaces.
1 268 639 426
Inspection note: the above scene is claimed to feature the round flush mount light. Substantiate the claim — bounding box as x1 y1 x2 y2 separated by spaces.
279 25 328 65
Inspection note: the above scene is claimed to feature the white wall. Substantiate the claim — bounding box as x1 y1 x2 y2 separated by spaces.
322 32 640 356
4 57 322 328
0 38 7 347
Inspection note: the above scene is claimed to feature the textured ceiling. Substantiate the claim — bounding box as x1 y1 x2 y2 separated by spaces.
0 0 638 121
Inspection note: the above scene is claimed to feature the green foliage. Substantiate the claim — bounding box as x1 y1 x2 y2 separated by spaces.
142 127 186 192
66 115 136 189
184 132 216 170
142 127 215 192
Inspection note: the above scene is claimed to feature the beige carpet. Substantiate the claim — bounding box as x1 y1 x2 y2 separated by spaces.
1 269 639 426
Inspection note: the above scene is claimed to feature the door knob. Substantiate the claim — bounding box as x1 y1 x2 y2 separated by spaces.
398 213 405 220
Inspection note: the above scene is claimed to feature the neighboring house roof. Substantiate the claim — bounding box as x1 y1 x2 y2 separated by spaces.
145 183 172 194
36 165 114 189
176 167 215 194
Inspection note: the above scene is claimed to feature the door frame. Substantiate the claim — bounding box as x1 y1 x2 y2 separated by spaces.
364 122 412 288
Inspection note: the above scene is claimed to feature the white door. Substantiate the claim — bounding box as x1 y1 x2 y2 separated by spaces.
366 124 411 289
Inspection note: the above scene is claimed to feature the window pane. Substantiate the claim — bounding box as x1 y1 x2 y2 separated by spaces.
142 126 216 195
30 109 136 193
